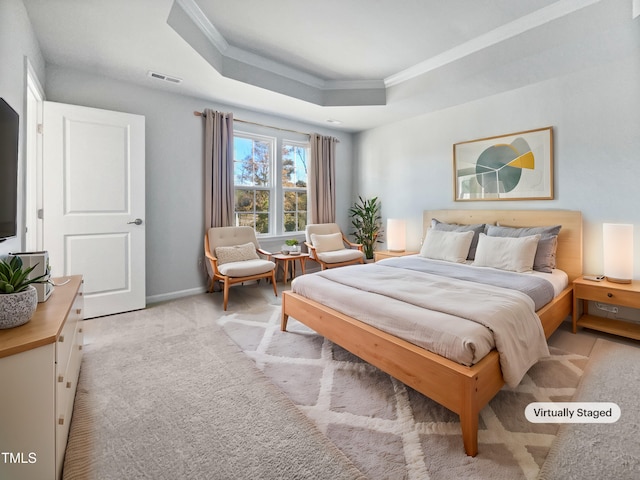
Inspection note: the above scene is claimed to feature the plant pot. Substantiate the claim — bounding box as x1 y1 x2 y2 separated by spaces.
289 245 301 255
281 245 291 255
0 286 38 329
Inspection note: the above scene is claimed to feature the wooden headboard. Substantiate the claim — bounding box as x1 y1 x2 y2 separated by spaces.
423 209 583 283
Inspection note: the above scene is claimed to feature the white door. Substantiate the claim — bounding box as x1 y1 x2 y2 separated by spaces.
43 102 145 318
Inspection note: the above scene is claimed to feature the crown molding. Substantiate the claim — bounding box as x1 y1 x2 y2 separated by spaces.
171 0 386 105
171 0 603 106
386 0 602 87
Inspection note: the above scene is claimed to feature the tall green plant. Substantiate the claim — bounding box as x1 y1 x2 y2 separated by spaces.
349 196 382 260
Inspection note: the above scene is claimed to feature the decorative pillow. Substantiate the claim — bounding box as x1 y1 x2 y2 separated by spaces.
311 232 345 253
215 242 259 265
419 229 474 263
487 225 561 273
473 233 541 273
431 219 487 260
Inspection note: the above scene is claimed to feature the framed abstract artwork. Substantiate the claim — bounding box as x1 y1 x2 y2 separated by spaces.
453 127 553 201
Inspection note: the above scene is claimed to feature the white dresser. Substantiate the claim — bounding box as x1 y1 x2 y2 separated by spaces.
0 276 84 480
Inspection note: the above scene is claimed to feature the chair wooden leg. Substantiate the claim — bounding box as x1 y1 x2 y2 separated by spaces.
271 271 278 297
223 279 230 311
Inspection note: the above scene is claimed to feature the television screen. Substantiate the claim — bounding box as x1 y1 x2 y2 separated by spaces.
0 98 19 241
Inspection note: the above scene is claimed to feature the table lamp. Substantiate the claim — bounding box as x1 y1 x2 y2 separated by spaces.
387 218 406 252
603 223 634 283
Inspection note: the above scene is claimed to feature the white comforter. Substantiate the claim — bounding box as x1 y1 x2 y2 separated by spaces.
290 260 550 387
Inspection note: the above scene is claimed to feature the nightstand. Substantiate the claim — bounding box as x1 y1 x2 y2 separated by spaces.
374 250 419 262
572 277 640 340
272 252 310 284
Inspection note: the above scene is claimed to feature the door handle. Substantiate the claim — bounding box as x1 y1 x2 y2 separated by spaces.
128 218 143 225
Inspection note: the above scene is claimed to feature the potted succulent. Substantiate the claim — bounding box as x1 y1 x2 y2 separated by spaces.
282 238 301 255
0 256 50 329
349 196 383 261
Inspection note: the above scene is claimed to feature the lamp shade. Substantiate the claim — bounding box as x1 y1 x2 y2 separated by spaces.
603 223 634 283
387 218 406 252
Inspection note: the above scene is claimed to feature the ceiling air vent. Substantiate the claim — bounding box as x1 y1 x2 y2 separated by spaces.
147 71 182 84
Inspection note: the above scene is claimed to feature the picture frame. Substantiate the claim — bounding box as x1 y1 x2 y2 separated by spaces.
453 126 553 201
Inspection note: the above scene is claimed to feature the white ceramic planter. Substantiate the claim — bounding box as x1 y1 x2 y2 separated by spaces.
0 285 38 329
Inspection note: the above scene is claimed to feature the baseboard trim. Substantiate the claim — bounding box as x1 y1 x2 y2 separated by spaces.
146 286 208 305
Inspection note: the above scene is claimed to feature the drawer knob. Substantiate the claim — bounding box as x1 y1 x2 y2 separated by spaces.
76 308 82 314
66 381 72 388
607 292 613 298
58 375 64 383
58 416 65 426
59 335 65 343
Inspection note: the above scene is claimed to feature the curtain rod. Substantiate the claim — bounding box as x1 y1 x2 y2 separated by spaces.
194 110 310 137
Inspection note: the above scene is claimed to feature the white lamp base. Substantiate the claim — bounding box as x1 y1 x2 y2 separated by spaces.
605 276 632 284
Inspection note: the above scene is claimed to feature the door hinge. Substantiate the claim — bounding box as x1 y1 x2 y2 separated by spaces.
37 123 43 134
37 209 44 219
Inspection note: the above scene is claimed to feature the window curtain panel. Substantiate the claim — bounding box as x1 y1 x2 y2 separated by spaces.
204 109 234 230
309 133 338 224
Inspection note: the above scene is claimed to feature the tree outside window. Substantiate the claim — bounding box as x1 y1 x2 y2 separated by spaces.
282 142 308 233
234 135 272 234
233 133 309 236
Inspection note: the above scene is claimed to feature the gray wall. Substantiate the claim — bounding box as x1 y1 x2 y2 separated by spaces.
0 0 45 256
45 65 353 301
354 51 640 279
8 0 640 304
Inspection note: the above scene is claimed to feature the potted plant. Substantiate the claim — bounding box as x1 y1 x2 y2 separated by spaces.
282 238 301 255
349 196 382 260
0 256 50 329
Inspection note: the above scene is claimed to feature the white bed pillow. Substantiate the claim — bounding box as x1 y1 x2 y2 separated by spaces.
473 233 541 272
215 242 259 265
487 224 561 273
419 229 474 263
311 232 345 253
431 219 487 260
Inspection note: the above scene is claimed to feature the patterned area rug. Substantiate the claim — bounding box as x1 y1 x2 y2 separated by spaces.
219 305 589 480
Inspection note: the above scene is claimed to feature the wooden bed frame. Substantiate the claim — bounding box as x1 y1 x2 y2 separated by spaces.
281 209 582 456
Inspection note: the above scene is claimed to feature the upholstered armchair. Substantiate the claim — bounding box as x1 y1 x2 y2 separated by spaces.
204 226 277 310
305 223 365 270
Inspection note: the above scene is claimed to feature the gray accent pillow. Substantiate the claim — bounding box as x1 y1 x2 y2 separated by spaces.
486 225 561 273
431 219 486 260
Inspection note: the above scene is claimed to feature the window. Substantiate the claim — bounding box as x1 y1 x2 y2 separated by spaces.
282 142 308 233
233 132 309 236
234 134 273 234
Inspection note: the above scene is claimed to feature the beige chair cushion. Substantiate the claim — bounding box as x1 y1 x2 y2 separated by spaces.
310 232 344 253
215 242 259 265
316 249 364 264
305 223 341 244
217 259 275 277
209 226 260 250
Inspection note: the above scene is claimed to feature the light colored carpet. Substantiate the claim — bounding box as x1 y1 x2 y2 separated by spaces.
538 338 640 480
62 294 365 480
219 304 589 480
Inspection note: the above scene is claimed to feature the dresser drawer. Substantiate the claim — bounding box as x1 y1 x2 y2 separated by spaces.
55 324 83 472
575 283 640 308
55 285 83 365
56 315 75 367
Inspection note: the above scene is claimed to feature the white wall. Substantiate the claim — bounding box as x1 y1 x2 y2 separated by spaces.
0 0 45 256
44 65 353 301
355 51 640 278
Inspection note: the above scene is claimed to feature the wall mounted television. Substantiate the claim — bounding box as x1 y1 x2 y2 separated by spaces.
0 98 19 242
